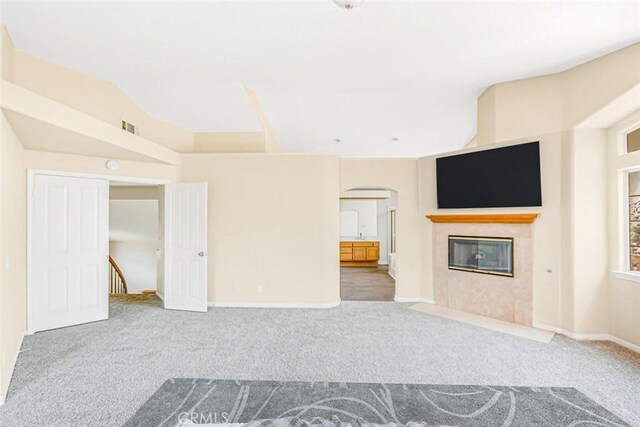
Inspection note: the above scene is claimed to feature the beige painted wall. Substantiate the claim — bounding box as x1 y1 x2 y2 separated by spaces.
1 24 14 82
23 151 178 182
0 112 26 400
110 186 160 200
244 87 279 153
0 27 26 402
2 80 180 165
11 51 195 153
2 25 274 155
340 158 423 300
569 129 609 334
180 154 340 305
193 132 266 154
477 42 640 146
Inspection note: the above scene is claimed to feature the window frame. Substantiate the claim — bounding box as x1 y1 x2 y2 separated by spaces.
611 113 640 283
624 167 640 273
389 208 397 254
625 126 640 154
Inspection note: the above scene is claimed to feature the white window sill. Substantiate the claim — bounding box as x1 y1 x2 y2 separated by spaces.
614 271 640 283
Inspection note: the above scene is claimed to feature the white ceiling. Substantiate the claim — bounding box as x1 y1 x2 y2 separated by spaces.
2 1 639 157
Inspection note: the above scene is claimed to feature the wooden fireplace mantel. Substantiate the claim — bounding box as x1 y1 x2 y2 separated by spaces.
426 213 539 224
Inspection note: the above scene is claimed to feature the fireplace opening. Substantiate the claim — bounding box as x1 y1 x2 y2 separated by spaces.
448 236 514 277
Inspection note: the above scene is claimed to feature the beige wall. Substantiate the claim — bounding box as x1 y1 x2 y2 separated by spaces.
2 25 273 155
2 80 180 165
181 154 340 305
340 158 423 300
477 43 640 146
244 87 279 153
559 131 575 331
0 112 26 400
110 186 160 200
11 51 194 153
0 27 26 402
23 151 178 182
193 132 266 154
569 129 609 334
1 25 14 82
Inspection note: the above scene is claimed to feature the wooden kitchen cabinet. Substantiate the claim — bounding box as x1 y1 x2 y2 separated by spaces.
353 246 366 260
340 241 380 267
366 246 379 260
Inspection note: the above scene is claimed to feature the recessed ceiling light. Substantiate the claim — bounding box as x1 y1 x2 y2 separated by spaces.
333 138 341 143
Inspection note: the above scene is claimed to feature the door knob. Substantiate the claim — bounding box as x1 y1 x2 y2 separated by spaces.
198 252 207 257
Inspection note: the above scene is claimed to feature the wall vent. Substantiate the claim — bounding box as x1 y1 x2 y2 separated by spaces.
121 120 136 135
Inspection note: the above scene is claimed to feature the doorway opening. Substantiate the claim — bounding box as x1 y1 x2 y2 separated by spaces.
339 188 397 301
108 182 161 306
26 170 209 334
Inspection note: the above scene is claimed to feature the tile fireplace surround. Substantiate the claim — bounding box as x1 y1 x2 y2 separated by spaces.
427 215 537 326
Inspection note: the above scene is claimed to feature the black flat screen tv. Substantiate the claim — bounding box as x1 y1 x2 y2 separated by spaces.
436 141 542 209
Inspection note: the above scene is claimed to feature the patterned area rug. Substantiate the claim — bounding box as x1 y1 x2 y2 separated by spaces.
125 379 629 426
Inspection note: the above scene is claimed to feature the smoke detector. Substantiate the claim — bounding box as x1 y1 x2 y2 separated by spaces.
332 0 363 10
105 160 119 171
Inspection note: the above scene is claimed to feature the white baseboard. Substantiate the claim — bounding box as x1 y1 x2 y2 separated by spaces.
394 297 435 304
608 335 640 353
208 300 341 309
0 332 25 406
533 322 608 340
533 322 640 354
156 292 165 302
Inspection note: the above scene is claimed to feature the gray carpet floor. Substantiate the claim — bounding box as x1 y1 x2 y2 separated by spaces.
1 295 639 426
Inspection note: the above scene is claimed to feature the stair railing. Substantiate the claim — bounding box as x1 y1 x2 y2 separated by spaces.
109 256 128 294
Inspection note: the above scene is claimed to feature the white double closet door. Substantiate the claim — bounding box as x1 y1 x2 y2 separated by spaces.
30 175 109 332
30 174 208 333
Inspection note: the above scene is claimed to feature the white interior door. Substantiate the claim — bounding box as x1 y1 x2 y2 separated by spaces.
30 175 109 332
163 182 207 312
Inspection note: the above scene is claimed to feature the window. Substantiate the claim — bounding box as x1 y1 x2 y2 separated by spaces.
629 171 640 270
627 127 640 153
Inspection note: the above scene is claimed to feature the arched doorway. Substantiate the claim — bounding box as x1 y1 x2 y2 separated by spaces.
339 188 397 301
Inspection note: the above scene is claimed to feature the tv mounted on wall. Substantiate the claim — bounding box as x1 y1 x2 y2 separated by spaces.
436 141 542 209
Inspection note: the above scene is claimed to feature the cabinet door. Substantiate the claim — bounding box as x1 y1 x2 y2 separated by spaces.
340 252 353 261
366 246 380 260
353 246 367 260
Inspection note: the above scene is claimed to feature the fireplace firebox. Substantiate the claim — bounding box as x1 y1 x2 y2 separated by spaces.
448 236 514 277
